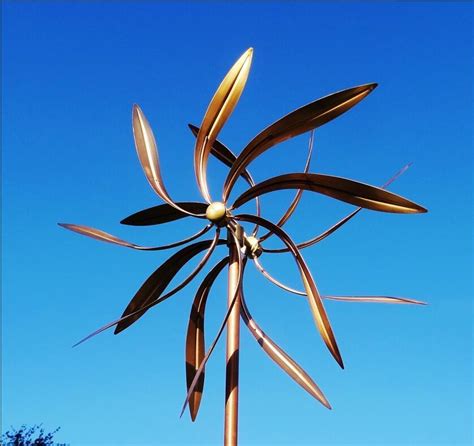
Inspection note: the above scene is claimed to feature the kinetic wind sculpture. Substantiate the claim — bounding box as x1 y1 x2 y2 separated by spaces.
60 48 427 445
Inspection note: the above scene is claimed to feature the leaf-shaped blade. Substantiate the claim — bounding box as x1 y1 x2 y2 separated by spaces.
121 202 207 226
223 83 377 200
59 223 211 251
240 290 331 408
180 231 243 417
236 214 344 369
263 163 413 254
233 173 427 214
194 48 253 203
59 223 156 250
324 295 426 305
133 105 202 216
254 258 425 305
115 235 225 334
186 257 229 421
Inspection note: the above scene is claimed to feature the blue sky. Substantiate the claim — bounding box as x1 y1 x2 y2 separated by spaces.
2 1 472 445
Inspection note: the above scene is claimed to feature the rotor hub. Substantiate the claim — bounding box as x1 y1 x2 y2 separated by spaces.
206 201 227 225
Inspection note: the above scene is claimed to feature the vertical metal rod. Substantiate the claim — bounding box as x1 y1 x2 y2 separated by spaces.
224 237 241 446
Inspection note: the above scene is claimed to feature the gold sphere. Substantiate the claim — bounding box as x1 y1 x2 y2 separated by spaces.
245 235 262 258
206 202 227 223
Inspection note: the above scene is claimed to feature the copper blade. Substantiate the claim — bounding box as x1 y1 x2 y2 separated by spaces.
73 233 225 346
114 232 224 335
188 124 261 235
121 202 207 226
240 288 331 408
58 223 157 250
235 214 343 369
263 163 413 254
194 48 253 203
233 173 427 214
254 258 425 305
180 230 243 417
263 209 362 254
223 83 377 200
324 295 426 305
259 130 315 242
185 257 229 421
133 105 201 216
59 223 211 251
253 257 305 296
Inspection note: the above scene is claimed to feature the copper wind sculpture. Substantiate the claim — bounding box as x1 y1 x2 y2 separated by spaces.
60 48 427 445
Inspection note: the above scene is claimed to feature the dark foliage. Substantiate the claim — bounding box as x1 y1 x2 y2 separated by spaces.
1 425 66 446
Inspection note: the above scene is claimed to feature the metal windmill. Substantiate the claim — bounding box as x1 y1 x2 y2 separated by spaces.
60 48 427 445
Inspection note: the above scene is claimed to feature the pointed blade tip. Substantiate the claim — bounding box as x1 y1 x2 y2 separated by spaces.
335 354 344 369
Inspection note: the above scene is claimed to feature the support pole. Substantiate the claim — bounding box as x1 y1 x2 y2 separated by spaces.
224 234 241 446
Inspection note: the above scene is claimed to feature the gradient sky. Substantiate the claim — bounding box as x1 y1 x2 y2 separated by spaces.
2 2 473 445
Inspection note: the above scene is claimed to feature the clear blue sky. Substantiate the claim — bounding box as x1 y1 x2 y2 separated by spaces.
2 1 472 445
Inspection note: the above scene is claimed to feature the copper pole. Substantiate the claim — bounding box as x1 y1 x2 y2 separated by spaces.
224 234 241 446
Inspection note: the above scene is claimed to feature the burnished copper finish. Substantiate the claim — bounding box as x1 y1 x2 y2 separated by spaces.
236 214 344 369
121 202 208 225
60 48 427 445
59 222 212 250
240 279 331 409
195 48 253 203
222 83 377 201
254 256 426 305
224 238 241 446
186 257 229 420
263 163 413 254
232 173 426 214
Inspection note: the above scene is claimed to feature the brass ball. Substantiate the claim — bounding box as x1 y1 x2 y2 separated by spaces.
245 236 262 258
206 202 227 223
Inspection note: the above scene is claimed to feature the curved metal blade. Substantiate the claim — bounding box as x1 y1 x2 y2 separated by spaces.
240 287 331 408
115 232 223 334
254 257 425 305
324 295 426 305
223 83 377 200
73 233 226 347
253 257 305 296
188 124 261 235
180 230 243 417
194 48 253 203
263 163 413 254
186 257 229 421
233 173 427 214
133 105 203 216
121 202 207 226
235 214 344 369
59 223 212 251
259 130 315 242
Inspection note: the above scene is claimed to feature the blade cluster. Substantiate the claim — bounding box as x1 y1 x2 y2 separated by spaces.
60 48 427 423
